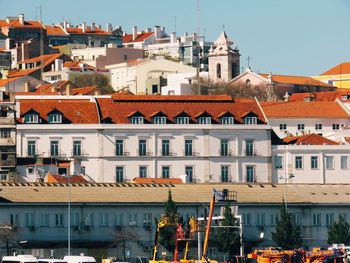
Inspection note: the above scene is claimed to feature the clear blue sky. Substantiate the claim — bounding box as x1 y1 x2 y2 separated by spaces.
1 0 349 76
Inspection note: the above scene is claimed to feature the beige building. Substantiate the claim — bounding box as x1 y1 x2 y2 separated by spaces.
106 57 196 94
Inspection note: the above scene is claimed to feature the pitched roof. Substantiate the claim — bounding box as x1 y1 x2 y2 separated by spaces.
66 26 111 35
259 73 333 87
45 25 67 36
3 19 44 29
97 95 266 124
261 101 350 118
7 68 39 78
283 134 340 145
18 99 99 124
132 178 183 184
320 62 350 76
122 32 154 43
72 86 98 95
19 53 63 64
289 91 350 102
0 77 21 86
47 174 90 183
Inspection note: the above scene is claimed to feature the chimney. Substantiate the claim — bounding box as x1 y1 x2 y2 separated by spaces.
170 32 176 43
91 22 96 32
146 27 152 33
155 26 161 39
55 59 63 71
19 14 24 25
82 22 86 33
63 20 68 31
132 26 137 41
94 88 101 96
66 84 72 96
106 23 113 33
50 85 56 93
24 80 30 92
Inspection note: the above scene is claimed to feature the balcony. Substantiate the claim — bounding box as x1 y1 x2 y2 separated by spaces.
0 117 15 125
71 150 89 159
0 155 15 167
115 151 130 157
0 138 15 146
219 149 233 157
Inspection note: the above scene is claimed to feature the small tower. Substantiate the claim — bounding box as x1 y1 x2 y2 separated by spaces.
208 31 240 82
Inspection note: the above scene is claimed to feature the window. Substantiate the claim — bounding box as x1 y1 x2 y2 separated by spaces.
131 116 144 124
198 117 211 124
162 166 170 179
25 213 34 227
27 166 34 175
73 140 81 156
270 213 279 226
114 213 124 226
116 166 124 182
279 124 287 130
84 213 94 227
10 214 19 226
312 213 321 226
220 139 229 156
326 213 334 226
176 117 189 124
48 113 62 123
143 213 152 225
244 117 257 125
246 166 255 183
40 213 50 227
297 124 305 130
71 213 80 227
221 165 229 182
115 139 124 156
332 124 340 130
139 139 147 156
161 139 170 156
100 213 109 226
315 124 322 130
311 156 318 169
185 166 194 183
55 213 64 227
292 213 302 225
50 140 59 156
0 129 10 138
128 213 138 227
242 213 251 226
185 140 193 156
27 140 36 156
154 116 166 124
274 156 283 169
24 113 38 123
245 139 254 156
152 85 158 94
341 156 348 170
295 156 303 169
326 156 334 169
221 117 234 125
256 213 265 226
139 166 147 178
216 63 221 79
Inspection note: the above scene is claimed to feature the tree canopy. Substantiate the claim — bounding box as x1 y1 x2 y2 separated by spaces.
328 215 350 245
73 73 115 94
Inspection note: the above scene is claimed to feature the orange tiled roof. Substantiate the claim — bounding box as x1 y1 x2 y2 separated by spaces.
72 86 97 95
47 174 90 183
18 99 99 124
45 25 67 35
132 177 183 184
259 73 333 87
289 91 350 102
261 101 350 118
320 62 350 76
98 95 266 124
7 68 39 78
66 26 111 35
0 77 20 86
19 53 63 64
0 20 8 27
123 32 154 43
344 137 350 144
5 19 44 29
283 133 339 145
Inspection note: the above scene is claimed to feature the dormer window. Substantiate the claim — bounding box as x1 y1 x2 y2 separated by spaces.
153 116 166 124
131 116 144 124
198 117 211 124
221 116 234 125
48 113 62 124
244 117 257 125
341 95 348 101
24 113 39 124
176 116 189 124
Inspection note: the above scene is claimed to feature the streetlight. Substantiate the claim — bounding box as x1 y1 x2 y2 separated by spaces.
279 174 295 212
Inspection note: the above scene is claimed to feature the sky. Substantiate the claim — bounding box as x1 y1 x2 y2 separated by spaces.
0 0 349 76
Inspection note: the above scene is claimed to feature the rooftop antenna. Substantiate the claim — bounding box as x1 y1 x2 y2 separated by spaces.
247 56 251 68
196 0 201 95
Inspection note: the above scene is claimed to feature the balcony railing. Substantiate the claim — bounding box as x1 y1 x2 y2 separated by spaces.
0 138 15 146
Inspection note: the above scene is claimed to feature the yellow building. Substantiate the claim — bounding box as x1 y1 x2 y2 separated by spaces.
313 62 350 89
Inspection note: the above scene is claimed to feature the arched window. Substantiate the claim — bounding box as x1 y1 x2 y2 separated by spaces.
245 79 251 86
216 63 221 79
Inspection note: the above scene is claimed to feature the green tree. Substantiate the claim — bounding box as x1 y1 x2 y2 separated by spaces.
0 225 20 256
272 204 302 249
73 73 115 94
159 189 178 254
328 215 350 244
215 202 240 258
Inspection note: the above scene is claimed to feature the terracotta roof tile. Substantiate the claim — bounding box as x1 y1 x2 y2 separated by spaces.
320 62 350 76
261 101 349 118
66 26 111 35
19 53 63 64
6 19 44 29
72 86 97 95
283 134 340 145
289 91 350 102
7 68 39 78
18 99 99 124
0 77 20 86
98 95 266 124
47 174 90 183
122 32 154 43
45 25 67 36
259 73 333 87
